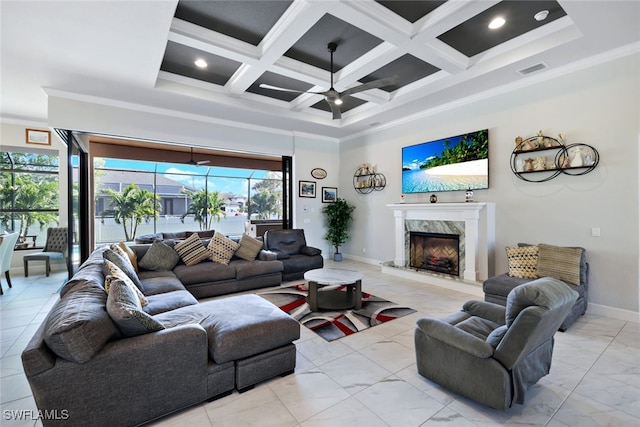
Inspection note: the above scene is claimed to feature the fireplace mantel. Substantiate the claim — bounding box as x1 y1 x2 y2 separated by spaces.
385 203 495 286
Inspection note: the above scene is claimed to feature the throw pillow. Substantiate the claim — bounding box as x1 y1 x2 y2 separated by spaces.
207 232 240 265
103 248 143 290
138 240 181 271
506 246 539 279
537 243 584 285
234 234 263 261
103 259 148 307
174 233 211 266
118 242 139 272
106 279 165 337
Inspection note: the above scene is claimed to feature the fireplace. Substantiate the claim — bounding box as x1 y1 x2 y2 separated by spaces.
410 232 460 276
386 202 495 284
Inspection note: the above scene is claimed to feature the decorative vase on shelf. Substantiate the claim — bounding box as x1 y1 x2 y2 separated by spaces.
569 147 584 167
465 188 474 202
430 194 437 203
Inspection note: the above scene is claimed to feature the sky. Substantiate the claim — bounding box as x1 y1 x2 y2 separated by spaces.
91 158 276 195
402 136 463 170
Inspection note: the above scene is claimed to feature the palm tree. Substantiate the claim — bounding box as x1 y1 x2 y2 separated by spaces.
100 183 161 241
180 189 225 230
249 176 282 219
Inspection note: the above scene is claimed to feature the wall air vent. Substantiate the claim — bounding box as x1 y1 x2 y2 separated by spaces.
518 63 548 75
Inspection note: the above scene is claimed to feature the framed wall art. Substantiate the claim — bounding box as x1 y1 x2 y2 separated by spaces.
299 181 316 198
322 187 337 203
25 128 51 146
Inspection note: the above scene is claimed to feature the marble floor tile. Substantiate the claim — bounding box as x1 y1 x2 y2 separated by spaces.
355 377 445 427
267 369 350 422
1 263 639 427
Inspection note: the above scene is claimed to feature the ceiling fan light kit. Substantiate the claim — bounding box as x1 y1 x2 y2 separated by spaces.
259 42 398 120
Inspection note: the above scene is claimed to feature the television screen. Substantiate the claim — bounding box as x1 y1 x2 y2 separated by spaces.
402 129 489 193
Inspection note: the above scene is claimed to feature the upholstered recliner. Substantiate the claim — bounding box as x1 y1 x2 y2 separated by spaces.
263 229 323 281
415 277 578 410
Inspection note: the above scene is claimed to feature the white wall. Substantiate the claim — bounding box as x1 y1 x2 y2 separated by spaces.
292 134 340 252
5 54 638 317
0 121 69 274
340 53 640 316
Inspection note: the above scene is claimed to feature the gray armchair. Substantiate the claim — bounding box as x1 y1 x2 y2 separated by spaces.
414 277 578 410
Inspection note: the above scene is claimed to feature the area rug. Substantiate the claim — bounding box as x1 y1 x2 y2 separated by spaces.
258 283 416 342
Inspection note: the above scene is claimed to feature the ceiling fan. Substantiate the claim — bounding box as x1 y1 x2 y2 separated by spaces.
186 147 210 166
259 42 399 120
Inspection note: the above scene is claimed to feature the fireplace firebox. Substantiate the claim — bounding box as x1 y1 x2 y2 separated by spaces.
409 232 460 276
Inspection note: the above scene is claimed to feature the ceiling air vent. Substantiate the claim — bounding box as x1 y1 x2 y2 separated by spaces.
518 63 548 75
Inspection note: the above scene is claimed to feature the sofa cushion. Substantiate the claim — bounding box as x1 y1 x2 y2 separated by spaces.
173 261 236 285
174 233 211 266
43 285 121 363
234 234 263 261
103 247 143 290
537 243 584 286
103 259 148 307
506 246 538 279
207 232 240 265
107 279 165 337
230 259 283 280
143 290 198 316
118 242 139 272
138 240 181 271
153 295 300 364
137 270 186 295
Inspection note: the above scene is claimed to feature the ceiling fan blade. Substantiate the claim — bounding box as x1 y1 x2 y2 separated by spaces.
259 83 307 93
259 83 328 96
340 75 400 97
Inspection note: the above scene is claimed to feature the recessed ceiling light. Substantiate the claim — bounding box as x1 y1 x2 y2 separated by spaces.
194 58 207 68
534 10 549 21
488 17 506 29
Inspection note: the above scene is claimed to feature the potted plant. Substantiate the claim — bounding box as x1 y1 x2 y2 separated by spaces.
322 197 355 261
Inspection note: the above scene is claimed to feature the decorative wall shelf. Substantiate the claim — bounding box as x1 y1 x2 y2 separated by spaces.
510 135 599 183
353 166 386 194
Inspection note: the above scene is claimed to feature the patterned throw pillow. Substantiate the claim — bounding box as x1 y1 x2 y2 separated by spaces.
103 259 148 307
103 248 143 290
117 242 139 272
506 246 539 279
234 234 263 261
138 240 181 271
537 243 584 285
174 233 211 266
106 279 164 337
207 232 240 265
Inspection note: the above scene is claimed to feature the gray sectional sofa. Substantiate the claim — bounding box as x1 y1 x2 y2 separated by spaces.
21 244 300 427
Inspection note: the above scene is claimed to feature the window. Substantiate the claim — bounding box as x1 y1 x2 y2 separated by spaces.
0 151 60 249
94 158 282 243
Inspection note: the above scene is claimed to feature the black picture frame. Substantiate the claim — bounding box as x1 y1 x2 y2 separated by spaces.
322 187 337 203
299 181 316 198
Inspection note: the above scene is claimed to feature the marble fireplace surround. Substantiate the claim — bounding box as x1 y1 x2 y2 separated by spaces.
384 203 495 292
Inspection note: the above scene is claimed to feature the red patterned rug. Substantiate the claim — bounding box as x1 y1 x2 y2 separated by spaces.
258 283 416 342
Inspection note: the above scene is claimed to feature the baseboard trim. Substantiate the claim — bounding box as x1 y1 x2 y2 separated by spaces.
587 303 639 323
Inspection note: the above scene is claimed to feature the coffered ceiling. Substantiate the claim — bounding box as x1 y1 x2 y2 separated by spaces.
1 1 639 140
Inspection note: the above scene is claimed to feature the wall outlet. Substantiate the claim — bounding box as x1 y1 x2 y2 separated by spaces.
591 227 601 237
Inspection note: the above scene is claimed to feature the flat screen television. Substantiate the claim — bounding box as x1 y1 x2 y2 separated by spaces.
402 129 489 193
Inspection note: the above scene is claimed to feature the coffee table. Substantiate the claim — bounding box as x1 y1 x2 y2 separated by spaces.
304 268 363 312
